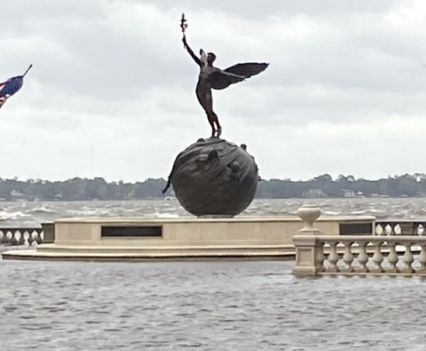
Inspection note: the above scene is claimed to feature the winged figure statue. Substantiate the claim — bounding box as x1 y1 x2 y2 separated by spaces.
180 14 268 138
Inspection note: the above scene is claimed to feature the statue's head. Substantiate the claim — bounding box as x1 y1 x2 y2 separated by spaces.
207 52 216 64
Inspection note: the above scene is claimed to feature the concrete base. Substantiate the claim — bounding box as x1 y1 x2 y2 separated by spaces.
1 245 296 261
1 215 375 261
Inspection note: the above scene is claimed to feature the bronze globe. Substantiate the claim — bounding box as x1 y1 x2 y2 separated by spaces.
165 138 259 217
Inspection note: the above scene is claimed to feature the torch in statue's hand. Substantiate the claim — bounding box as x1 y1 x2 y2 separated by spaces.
180 13 188 47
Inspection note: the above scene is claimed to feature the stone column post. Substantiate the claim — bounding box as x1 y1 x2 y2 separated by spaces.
292 204 322 277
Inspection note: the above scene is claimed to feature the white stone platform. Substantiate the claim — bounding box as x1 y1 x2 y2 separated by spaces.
1 215 375 261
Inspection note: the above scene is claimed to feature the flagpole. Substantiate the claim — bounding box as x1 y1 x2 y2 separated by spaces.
22 64 33 77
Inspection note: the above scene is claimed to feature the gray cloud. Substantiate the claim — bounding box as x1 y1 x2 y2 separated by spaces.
1 0 426 181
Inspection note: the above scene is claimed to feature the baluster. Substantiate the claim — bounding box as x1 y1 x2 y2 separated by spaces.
394 224 401 235
375 224 383 236
326 241 340 273
23 231 30 246
342 241 354 272
13 230 20 245
372 241 384 272
17 230 25 245
0 230 4 243
6 231 13 244
384 224 391 236
417 244 426 274
418 224 425 236
40 230 44 242
357 240 369 272
386 242 399 273
31 231 39 246
400 242 414 274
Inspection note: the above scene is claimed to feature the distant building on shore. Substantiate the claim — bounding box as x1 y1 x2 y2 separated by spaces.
303 189 326 198
341 189 364 198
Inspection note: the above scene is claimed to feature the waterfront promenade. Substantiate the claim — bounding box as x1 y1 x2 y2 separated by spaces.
1 259 426 350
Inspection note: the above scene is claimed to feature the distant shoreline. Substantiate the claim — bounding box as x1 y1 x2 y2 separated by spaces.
1 174 426 201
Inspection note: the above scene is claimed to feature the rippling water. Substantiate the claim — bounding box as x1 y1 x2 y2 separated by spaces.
1 260 426 350
2 200 426 350
2 197 426 227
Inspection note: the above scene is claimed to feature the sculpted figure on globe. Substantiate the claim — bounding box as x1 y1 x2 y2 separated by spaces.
162 14 266 217
180 13 268 138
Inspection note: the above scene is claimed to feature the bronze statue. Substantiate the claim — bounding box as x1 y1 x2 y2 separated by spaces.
180 14 268 138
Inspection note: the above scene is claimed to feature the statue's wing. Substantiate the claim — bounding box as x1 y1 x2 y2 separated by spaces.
211 62 269 90
210 69 245 90
225 62 269 78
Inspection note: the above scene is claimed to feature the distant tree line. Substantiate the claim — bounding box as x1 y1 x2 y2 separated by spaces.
1 174 426 201
255 174 426 198
0 177 166 201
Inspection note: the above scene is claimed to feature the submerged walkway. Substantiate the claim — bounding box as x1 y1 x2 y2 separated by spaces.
1 260 425 350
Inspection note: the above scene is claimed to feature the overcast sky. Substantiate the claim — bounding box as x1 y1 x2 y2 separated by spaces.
1 0 426 181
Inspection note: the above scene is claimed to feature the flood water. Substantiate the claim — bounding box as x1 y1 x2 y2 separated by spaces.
2 199 426 350
2 197 426 227
1 260 426 350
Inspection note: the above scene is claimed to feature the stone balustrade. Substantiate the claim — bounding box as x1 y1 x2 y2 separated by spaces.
293 205 426 276
375 220 426 236
0 228 44 247
316 236 426 275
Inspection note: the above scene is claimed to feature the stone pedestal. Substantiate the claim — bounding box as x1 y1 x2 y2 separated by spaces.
1 214 376 261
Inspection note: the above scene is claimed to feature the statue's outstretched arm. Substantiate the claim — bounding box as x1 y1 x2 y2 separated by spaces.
182 36 201 66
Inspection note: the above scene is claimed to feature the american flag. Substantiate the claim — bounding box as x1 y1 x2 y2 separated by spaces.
0 65 32 109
